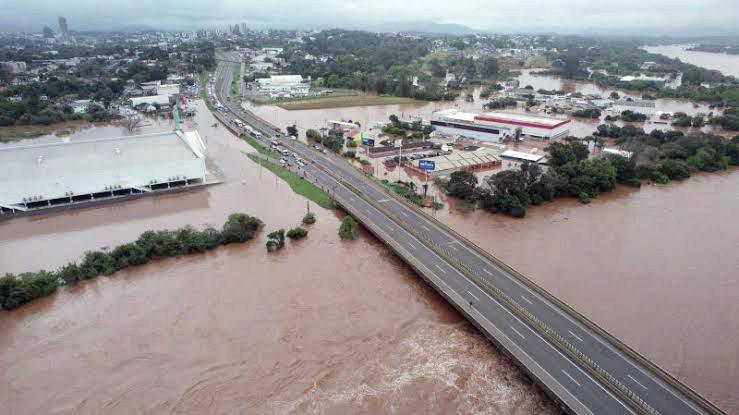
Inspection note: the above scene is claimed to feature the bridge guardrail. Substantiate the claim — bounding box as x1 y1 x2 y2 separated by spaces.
208 65 724 415
346 166 725 415
294 154 660 415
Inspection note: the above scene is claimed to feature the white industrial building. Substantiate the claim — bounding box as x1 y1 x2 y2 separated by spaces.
0 131 207 214
255 75 310 97
432 109 571 143
129 95 172 108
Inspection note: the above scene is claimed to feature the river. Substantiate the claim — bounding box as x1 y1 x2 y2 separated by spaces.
2 95 737 413
643 44 739 78
0 101 557 414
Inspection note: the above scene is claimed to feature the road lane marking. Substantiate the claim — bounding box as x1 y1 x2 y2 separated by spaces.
509 326 526 340
399 210 410 217
378 198 391 203
520 295 533 305
562 370 582 387
467 290 480 301
628 374 648 390
421 225 432 232
408 243 417 250
568 330 584 342
435 264 447 274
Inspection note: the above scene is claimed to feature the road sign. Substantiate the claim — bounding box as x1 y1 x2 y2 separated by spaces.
418 160 436 171
362 137 375 146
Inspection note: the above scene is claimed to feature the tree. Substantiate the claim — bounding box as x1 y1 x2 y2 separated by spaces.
286 125 298 137
119 116 143 133
266 229 286 252
221 213 263 244
446 171 478 200
286 227 308 240
480 57 499 78
609 91 620 100
338 216 359 240
429 58 446 78
302 212 316 225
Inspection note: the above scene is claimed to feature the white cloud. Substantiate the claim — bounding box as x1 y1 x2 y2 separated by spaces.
0 0 737 35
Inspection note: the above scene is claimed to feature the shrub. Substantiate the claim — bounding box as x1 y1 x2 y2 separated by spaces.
266 229 286 252
286 227 308 240
0 271 59 310
222 213 263 244
339 216 359 240
302 212 316 225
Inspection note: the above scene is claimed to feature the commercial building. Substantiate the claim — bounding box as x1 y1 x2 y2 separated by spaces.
255 75 309 97
0 131 207 215
129 95 172 108
611 99 656 115
413 148 501 176
500 150 545 163
0 61 27 74
432 109 571 143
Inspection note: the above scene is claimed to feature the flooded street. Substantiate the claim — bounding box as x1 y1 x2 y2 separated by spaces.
0 100 557 414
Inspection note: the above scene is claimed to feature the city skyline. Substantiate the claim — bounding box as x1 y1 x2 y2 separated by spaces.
0 0 738 36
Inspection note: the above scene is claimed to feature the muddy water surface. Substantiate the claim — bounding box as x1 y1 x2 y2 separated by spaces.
0 100 557 414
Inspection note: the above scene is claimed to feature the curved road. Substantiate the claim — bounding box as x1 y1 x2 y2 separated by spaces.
208 55 724 415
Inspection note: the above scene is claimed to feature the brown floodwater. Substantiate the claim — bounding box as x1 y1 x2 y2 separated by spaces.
643 44 739 78
250 70 722 140
435 170 739 413
0 100 557 414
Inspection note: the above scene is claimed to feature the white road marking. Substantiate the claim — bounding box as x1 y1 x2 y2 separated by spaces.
520 295 534 305
435 264 447 274
562 370 582 387
483 268 494 276
408 243 417 250
509 326 526 340
421 225 432 232
399 210 410 217
568 330 584 343
628 374 648 390
467 290 480 301
449 243 459 251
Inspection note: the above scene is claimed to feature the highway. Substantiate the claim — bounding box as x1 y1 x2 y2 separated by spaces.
208 55 725 415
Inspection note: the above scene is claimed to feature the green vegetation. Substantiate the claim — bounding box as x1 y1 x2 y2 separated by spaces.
199 71 216 113
266 229 286 252
381 114 433 138
0 213 262 311
484 97 518 109
230 69 242 105
308 129 345 153
302 212 316 225
338 216 360 240
243 135 272 156
571 108 602 119
286 227 309 240
246 154 335 209
620 110 649 122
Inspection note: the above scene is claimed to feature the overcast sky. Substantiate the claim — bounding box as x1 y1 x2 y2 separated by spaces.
1 0 738 36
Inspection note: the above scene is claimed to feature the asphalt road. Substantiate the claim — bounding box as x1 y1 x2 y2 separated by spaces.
210 56 719 415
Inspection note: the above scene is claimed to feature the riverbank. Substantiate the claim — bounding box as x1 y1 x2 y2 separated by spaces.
0 120 95 143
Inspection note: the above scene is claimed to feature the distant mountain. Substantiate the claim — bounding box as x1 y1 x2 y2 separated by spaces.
362 21 479 35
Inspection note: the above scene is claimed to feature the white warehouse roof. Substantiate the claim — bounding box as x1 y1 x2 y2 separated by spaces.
0 131 206 209
129 95 171 107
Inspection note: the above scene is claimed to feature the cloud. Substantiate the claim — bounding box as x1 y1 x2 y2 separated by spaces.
0 0 737 35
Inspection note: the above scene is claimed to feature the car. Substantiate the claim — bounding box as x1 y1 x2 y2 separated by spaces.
297 161 305 167
314 145 321 150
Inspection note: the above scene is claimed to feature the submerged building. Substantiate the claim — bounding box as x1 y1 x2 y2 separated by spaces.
0 130 207 215
431 109 571 142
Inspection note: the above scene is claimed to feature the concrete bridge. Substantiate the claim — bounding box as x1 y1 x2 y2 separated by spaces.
210 56 726 415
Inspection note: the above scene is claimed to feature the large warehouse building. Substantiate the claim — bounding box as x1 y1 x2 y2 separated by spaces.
431 109 571 142
0 130 207 215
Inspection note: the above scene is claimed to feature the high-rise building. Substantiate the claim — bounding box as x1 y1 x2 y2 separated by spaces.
58 16 69 38
240 23 247 35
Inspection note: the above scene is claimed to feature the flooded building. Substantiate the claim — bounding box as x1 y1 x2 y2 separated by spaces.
0 131 207 215
432 109 571 142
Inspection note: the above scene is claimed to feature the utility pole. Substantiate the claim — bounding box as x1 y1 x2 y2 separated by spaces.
398 141 402 183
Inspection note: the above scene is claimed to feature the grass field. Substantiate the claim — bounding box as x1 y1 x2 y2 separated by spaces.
246 153 336 209
276 94 418 111
199 71 216 112
0 123 86 143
